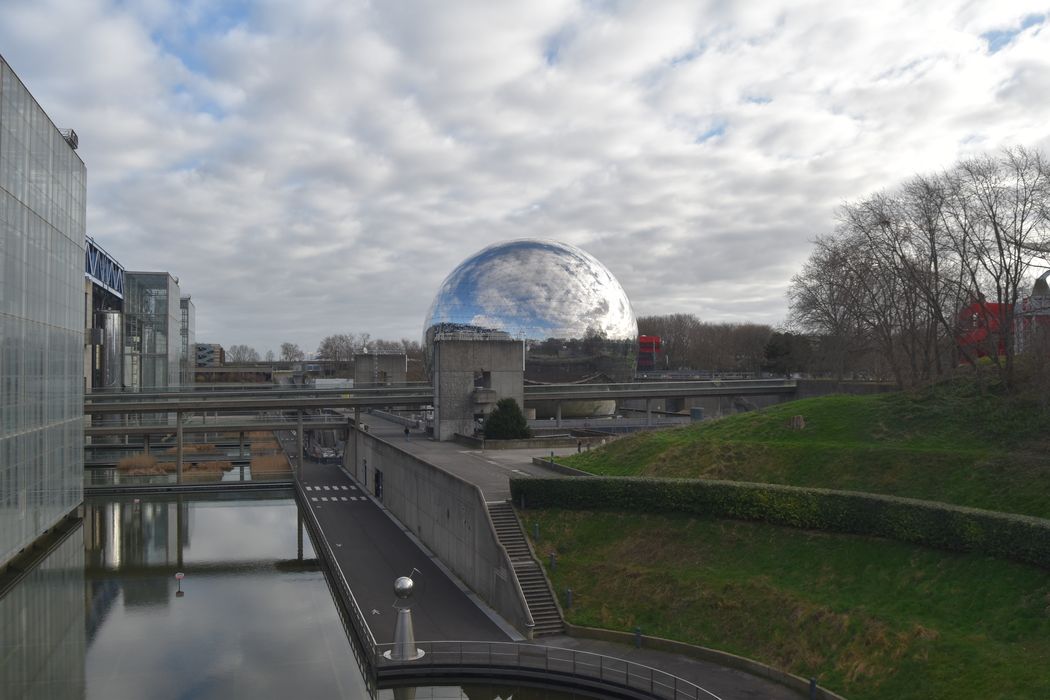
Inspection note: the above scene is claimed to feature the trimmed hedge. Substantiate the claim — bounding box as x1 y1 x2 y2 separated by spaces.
510 476 1050 570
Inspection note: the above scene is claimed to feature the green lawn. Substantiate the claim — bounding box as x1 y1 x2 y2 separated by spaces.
524 508 1050 700
563 381 1050 517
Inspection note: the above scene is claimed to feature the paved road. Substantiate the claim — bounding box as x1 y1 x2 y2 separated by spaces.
299 456 512 644
537 635 803 700
359 416 581 500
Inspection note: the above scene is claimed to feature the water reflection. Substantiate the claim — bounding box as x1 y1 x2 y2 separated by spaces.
80 492 366 700
3 493 607 700
0 528 86 700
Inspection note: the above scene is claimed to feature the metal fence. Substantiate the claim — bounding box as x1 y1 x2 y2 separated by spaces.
373 641 724 700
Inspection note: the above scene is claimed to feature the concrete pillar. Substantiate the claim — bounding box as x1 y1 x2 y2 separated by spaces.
646 398 653 426
143 434 150 455
176 411 184 484
556 402 562 428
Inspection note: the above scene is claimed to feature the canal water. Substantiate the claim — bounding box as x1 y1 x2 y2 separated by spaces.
0 491 599 700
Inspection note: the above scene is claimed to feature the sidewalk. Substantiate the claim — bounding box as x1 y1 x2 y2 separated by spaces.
538 635 805 699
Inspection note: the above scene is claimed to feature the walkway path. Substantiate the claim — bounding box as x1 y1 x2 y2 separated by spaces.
358 415 580 500
299 457 511 644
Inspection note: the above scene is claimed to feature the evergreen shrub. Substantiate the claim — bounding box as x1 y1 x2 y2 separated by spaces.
510 476 1050 569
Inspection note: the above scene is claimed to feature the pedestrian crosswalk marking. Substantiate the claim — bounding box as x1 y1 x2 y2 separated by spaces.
310 497 318 502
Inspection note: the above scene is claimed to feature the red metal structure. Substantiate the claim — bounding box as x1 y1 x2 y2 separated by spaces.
638 335 662 371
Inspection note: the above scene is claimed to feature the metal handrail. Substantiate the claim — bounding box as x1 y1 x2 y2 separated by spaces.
295 483 378 663
373 640 724 700
524 379 796 394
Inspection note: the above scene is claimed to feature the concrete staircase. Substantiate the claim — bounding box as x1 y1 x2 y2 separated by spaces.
487 501 564 637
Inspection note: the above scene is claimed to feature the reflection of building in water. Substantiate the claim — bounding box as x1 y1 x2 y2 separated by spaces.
83 498 190 610
84 497 190 570
0 528 86 699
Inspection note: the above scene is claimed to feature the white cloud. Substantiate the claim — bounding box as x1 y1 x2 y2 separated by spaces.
2 0 1048 353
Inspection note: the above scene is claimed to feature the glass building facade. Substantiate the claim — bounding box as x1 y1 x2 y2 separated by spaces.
0 55 86 568
123 272 181 390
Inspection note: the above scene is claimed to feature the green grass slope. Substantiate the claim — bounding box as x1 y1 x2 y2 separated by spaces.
563 380 1050 518
526 509 1050 700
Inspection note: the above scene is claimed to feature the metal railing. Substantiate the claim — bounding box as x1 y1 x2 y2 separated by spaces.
373 641 723 700
295 482 379 674
524 378 796 396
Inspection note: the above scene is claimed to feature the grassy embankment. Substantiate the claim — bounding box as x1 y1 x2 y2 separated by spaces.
531 378 1050 698
523 509 1050 700
563 379 1050 518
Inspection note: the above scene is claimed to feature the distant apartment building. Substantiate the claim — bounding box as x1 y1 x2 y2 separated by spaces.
0 54 86 566
196 343 225 367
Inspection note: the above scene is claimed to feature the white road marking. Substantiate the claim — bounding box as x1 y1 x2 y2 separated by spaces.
341 496 348 501
310 497 318 502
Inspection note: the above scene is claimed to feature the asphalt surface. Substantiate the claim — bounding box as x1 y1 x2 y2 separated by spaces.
358 416 580 500
536 635 803 700
298 456 511 644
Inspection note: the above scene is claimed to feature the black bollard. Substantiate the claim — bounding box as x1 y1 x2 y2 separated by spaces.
633 627 642 648
533 522 540 541
549 552 557 571
810 678 817 699
565 588 573 609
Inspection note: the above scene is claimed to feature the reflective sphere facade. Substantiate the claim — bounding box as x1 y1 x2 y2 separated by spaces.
424 240 637 384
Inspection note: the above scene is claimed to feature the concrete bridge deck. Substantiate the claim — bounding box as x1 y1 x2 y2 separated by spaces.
297 457 512 644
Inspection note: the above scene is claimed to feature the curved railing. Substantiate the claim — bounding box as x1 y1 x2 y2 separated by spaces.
374 640 724 700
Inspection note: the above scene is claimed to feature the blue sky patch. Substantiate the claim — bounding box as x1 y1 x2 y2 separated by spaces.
982 13 1044 53
696 120 727 143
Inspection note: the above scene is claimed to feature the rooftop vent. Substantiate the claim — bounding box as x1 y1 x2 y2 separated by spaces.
59 128 78 150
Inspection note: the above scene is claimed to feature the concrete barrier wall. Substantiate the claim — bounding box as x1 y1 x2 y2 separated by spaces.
355 430 534 636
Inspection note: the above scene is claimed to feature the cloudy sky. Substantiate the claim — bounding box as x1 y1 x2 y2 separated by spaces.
2 1 1049 356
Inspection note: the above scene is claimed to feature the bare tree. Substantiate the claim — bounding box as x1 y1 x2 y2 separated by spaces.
227 344 260 363
788 236 870 380
941 146 1050 386
280 342 305 362
317 334 354 369
789 145 1050 389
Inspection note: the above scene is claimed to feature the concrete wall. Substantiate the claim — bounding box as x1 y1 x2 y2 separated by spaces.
432 339 524 441
351 428 533 636
353 353 407 387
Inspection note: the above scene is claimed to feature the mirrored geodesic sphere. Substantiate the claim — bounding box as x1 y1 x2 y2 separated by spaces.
424 239 638 385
